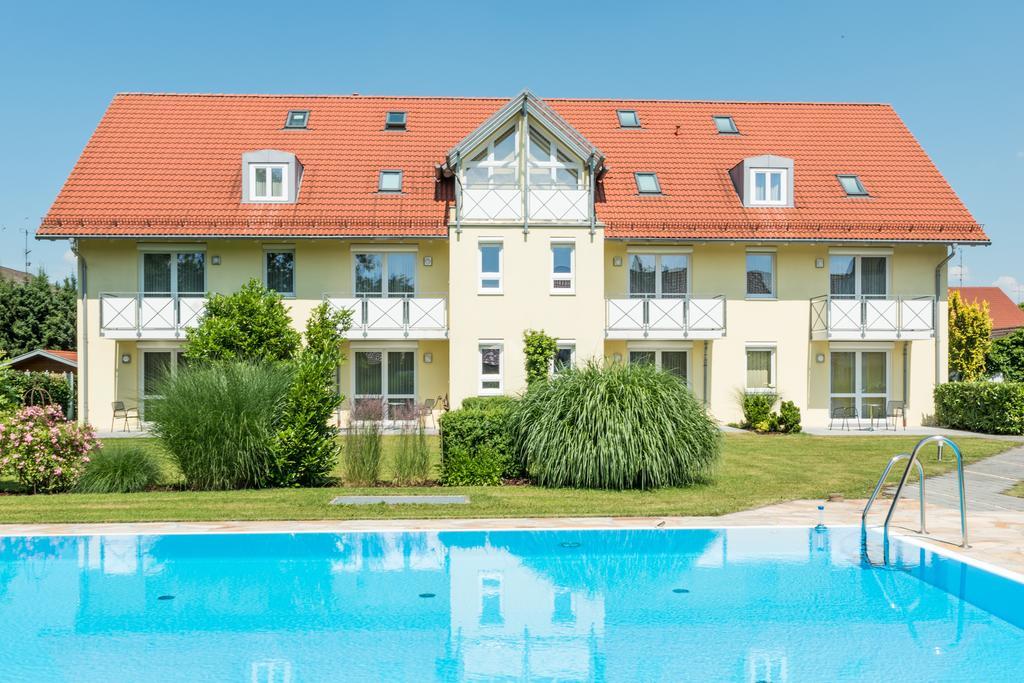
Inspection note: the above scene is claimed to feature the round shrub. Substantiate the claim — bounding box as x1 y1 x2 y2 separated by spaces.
147 361 292 490
76 443 164 493
0 404 97 493
509 361 721 490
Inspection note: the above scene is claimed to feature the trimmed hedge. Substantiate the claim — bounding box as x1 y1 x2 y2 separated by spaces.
934 381 1024 435
439 400 517 486
0 370 74 417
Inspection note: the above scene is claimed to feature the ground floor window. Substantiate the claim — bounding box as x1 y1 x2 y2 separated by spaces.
479 342 503 394
745 345 776 392
553 341 575 374
353 349 415 419
141 348 187 416
830 350 888 419
628 349 688 383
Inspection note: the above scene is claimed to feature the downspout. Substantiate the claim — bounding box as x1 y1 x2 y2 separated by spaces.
702 342 709 407
453 152 462 237
72 239 88 426
520 99 529 236
934 246 956 386
588 155 597 237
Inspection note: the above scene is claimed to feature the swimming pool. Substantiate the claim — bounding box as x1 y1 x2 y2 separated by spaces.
0 526 1021 682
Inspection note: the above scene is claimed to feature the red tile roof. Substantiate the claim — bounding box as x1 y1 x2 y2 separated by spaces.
46 349 78 363
38 93 987 243
949 287 1024 333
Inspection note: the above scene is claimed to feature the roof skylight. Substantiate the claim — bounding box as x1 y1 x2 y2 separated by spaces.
713 116 738 134
379 170 403 192
617 110 641 128
837 174 869 196
385 111 407 130
284 110 309 129
635 172 662 194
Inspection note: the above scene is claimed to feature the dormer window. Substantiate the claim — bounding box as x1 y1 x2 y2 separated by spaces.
465 127 518 188
713 116 739 134
635 172 662 194
527 127 581 189
750 168 787 205
837 174 869 196
284 110 309 129
378 170 403 193
385 111 407 130
617 110 641 128
250 164 287 201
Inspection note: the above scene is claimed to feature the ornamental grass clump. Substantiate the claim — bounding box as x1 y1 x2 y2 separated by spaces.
0 404 97 493
509 361 721 490
76 442 164 493
147 361 293 490
344 400 384 486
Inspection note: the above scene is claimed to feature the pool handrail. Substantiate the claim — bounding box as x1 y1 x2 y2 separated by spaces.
862 453 926 534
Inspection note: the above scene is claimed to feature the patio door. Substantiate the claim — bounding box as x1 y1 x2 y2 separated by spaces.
354 252 416 297
141 251 205 330
830 350 888 419
353 350 416 419
141 349 187 418
628 349 689 384
628 254 688 298
829 255 887 299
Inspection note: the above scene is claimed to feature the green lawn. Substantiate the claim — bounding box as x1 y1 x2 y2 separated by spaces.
1009 481 1024 498
0 434 1012 523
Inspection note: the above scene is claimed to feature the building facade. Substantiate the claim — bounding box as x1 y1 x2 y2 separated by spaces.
38 91 988 429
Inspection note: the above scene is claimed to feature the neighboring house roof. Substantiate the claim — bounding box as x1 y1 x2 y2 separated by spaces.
949 287 1024 335
0 265 31 283
38 92 987 243
3 349 78 369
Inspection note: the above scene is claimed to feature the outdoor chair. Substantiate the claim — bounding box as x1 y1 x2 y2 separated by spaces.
111 401 140 432
829 406 858 431
419 397 437 429
886 400 907 431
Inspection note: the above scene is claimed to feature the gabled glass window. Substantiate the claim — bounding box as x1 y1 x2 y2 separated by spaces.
528 127 581 189
617 110 640 128
284 110 309 128
635 172 661 194
837 174 869 196
378 170 403 192
465 127 518 187
385 111 407 130
713 116 738 134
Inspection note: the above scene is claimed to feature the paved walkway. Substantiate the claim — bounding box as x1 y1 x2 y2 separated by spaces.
897 445 1024 512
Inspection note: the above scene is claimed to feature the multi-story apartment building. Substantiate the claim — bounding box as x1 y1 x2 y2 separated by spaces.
38 90 988 429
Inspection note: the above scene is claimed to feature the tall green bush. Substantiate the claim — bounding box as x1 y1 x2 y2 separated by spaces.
737 391 777 429
440 402 516 486
0 273 76 357
934 381 1024 435
185 279 300 363
509 361 721 490
948 290 992 381
271 303 350 486
988 329 1024 382
147 361 293 490
0 370 74 416
523 329 557 385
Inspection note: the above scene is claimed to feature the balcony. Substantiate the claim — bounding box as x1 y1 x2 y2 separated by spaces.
605 295 726 340
325 294 448 340
99 292 205 340
460 185 589 223
810 295 935 341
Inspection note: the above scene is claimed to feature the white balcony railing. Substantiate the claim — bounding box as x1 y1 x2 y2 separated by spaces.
605 295 726 339
810 295 935 340
325 294 448 340
460 185 589 223
99 292 205 340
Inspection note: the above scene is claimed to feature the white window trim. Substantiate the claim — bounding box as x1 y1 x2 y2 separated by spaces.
527 126 583 190
464 126 520 188
478 240 504 295
139 347 187 418
626 345 692 386
551 340 576 375
249 163 289 202
478 340 504 395
626 252 691 298
744 344 778 393
262 247 296 298
828 254 891 298
829 349 890 418
749 168 788 206
353 251 418 297
745 250 777 300
137 249 207 296
550 239 576 295
351 348 418 421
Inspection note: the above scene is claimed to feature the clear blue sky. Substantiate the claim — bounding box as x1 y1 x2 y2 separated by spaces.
1 0 1021 299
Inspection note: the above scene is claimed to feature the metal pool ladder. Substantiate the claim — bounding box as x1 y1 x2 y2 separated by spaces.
861 435 968 548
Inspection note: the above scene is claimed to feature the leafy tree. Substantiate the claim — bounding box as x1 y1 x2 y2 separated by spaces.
522 329 557 385
184 279 300 362
0 273 76 356
271 303 351 486
988 329 1024 382
948 290 992 381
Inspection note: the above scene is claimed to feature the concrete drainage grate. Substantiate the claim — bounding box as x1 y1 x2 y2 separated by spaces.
329 495 470 506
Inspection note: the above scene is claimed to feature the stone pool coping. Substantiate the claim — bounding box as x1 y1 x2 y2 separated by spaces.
1 500 1021 577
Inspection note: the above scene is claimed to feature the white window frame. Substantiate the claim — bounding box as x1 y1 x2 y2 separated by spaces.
137 247 207 296
478 241 503 294
550 240 575 294
828 252 891 299
249 163 288 202
745 344 777 393
353 250 418 297
749 168 787 206
829 347 890 419
527 126 583 189
627 344 691 385
464 126 519 188
263 247 296 297
551 340 576 375
351 345 418 421
745 249 776 299
139 346 187 418
478 341 504 395
626 251 691 298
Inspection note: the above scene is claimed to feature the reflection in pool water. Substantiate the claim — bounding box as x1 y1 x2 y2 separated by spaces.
0 527 1021 682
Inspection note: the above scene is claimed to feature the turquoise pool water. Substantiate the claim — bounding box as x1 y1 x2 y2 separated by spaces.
0 526 1022 682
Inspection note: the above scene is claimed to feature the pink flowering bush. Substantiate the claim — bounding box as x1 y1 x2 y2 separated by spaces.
0 405 98 493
